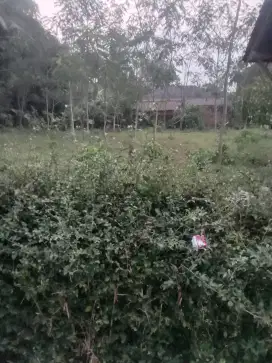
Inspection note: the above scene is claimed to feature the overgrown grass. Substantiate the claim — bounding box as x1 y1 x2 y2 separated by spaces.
1 128 272 363
1 128 271 167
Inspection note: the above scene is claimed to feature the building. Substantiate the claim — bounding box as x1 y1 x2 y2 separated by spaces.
139 85 225 128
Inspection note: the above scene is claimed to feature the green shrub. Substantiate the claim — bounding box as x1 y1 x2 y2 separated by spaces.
234 130 272 167
183 106 203 130
188 144 233 169
188 148 215 169
0 147 272 363
170 106 203 130
234 130 263 150
142 141 164 160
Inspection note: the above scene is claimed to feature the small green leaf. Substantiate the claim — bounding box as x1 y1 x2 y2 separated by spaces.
85 306 92 313
228 301 234 308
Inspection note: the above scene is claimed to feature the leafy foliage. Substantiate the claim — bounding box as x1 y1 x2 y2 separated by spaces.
0 144 272 362
238 76 272 127
233 130 272 167
0 0 259 131
0 0 63 124
183 106 203 130
188 130 272 169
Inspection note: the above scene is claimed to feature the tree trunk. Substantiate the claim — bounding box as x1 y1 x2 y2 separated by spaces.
214 96 218 130
103 87 108 139
161 86 167 130
240 87 245 129
134 102 139 138
163 102 167 130
218 0 242 165
179 101 186 131
18 96 25 128
69 81 75 136
113 114 116 132
103 113 107 138
180 105 184 130
45 89 50 129
214 47 220 130
179 86 185 130
153 106 158 141
113 100 119 132
86 82 90 133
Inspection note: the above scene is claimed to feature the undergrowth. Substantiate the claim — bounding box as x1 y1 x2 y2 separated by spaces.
189 129 272 169
0 139 272 363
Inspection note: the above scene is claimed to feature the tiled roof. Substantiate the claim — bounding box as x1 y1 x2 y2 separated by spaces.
139 98 225 112
144 85 219 101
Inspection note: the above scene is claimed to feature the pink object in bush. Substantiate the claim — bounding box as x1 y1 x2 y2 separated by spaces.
192 233 207 251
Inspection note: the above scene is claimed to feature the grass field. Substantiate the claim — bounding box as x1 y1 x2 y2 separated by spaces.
2 128 271 168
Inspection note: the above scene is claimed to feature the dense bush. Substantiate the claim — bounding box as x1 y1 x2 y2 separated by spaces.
237 76 272 128
183 106 204 130
0 145 272 363
234 130 272 167
170 106 203 130
188 144 233 168
188 131 272 169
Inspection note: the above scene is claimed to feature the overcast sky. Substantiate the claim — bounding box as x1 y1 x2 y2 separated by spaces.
37 0 56 17
37 0 261 16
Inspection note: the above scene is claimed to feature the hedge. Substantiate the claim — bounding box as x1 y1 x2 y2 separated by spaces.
0 146 272 363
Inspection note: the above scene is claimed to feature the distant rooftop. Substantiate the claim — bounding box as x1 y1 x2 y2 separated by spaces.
140 98 225 112
143 85 218 101
244 0 272 63
140 86 224 112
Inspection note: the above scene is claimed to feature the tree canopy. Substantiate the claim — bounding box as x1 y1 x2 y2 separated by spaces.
0 0 260 130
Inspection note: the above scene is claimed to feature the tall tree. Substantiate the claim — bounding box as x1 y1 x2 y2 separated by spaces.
219 0 242 155
191 0 258 162
0 0 67 127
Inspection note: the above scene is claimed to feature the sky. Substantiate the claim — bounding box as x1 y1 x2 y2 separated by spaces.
37 0 56 17
37 0 261 16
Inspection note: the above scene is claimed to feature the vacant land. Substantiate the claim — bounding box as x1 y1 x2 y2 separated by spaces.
1 128 272 168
